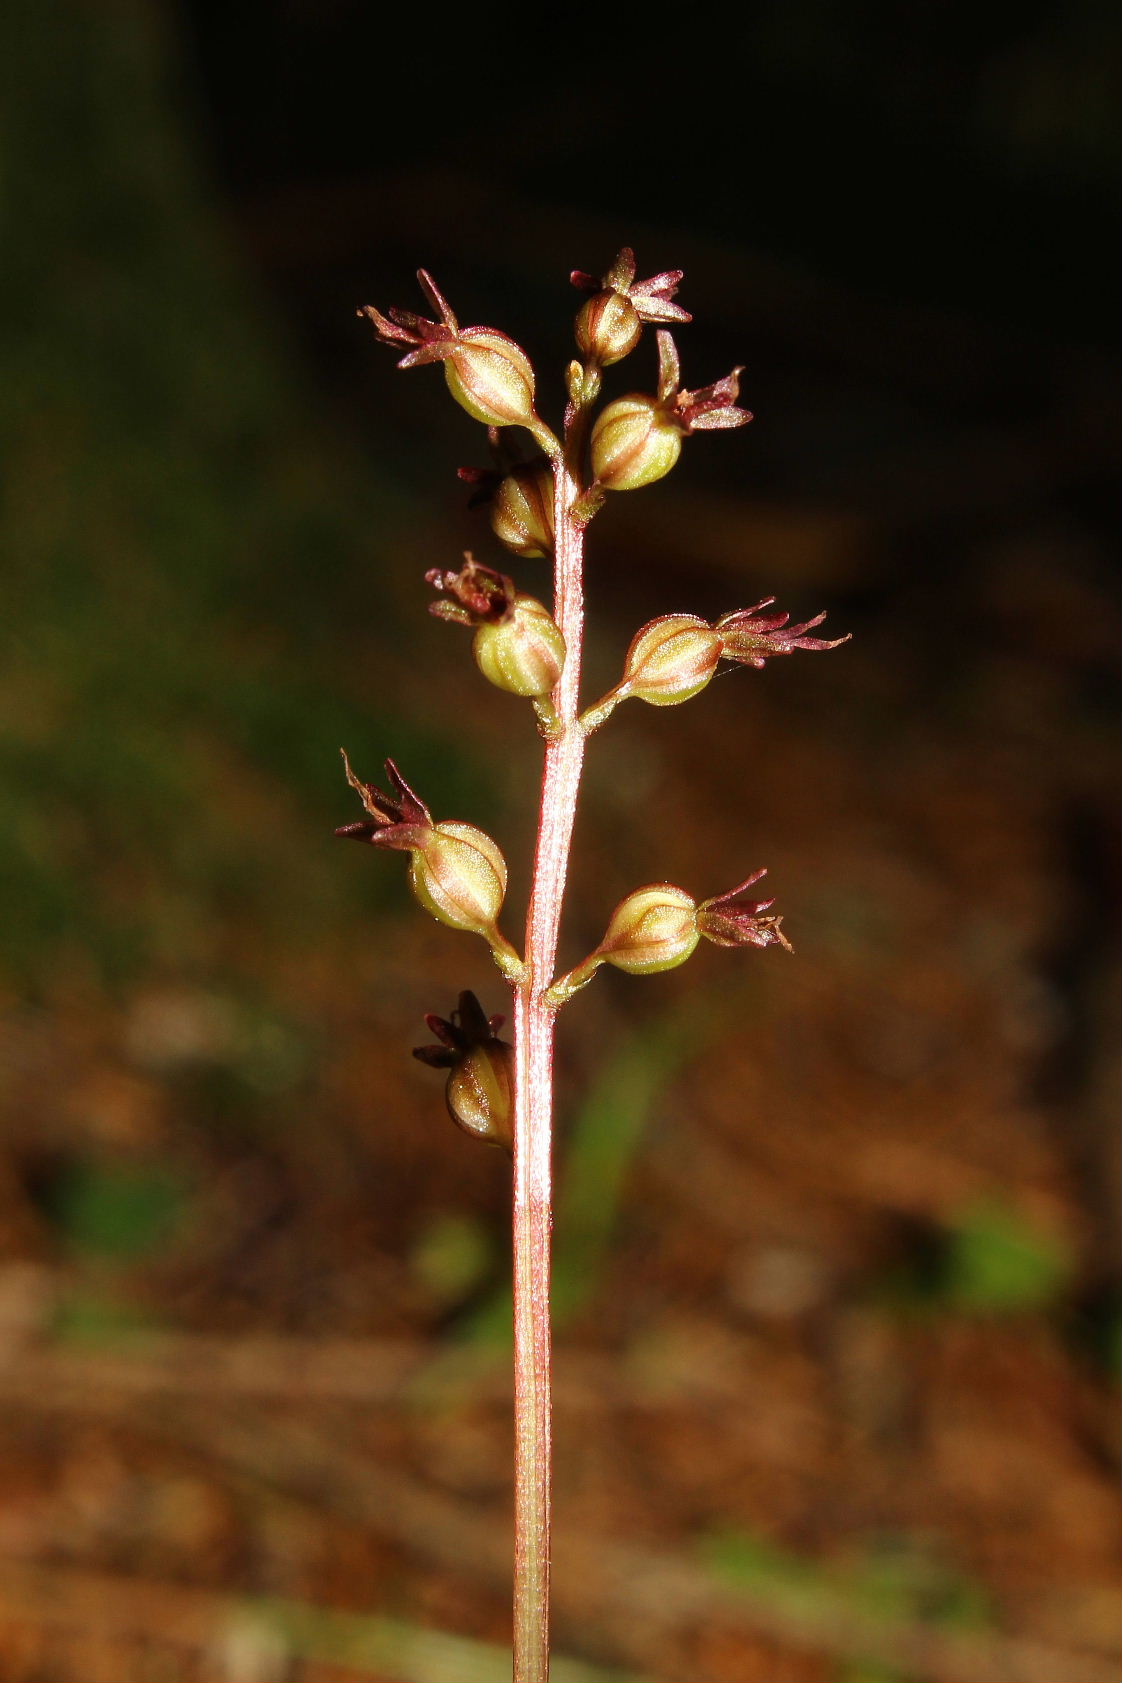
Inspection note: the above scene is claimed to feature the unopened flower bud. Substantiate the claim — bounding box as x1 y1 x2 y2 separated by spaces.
473 595 565 699
621 614 723 705
590 395 682 491
410 821 507 938
575 291 643 366
490 462 555 558
413 991 514 1151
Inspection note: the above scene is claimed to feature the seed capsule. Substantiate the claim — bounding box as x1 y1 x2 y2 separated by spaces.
445 1041 515 1149
473 595 565 699
590 395 682 491
443 329 538 429
588 395 686 491
490 462 555 558
597 884 700 975
575 290 643 366
621 614 723 705
409 822 508 938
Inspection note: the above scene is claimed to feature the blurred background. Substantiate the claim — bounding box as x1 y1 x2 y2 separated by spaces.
2 2 1119 1679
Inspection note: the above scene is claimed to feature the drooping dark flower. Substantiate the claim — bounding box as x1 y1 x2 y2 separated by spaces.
413 990 514 1150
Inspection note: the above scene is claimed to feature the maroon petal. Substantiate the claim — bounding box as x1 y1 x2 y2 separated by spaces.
630 267 685 301
570 268 599 293
396 341 455 370
630 266 691 323
632 296 693 325
602 247 638 292
716 602 850 666
656 330 681 404
358 304 420 347
703 868 770 906
416 269 459 332
412 1043 458 1068
687 406 753 431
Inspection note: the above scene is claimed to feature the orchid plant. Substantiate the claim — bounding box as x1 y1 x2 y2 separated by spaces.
339 251 848 1681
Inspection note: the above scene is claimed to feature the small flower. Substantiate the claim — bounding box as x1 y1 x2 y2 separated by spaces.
571 244 690 368
359 270 550 440
715 600 851 668
488 461 555 558
580 601 847 732
413 990 514 1151
588 395 684 491
427 556 565 701
336 753 518 964
546 871 791 1004
654 331 752 434
590 332 752 491
426 554 515 626
696 870 793 951
571 248 691 326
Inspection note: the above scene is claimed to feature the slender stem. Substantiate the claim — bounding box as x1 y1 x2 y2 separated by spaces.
511 453 585 1683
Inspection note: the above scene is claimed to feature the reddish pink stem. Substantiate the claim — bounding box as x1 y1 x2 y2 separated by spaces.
511 457 585 1682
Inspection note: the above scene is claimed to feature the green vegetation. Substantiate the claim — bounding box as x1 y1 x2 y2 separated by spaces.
47 1160 191 1261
